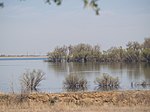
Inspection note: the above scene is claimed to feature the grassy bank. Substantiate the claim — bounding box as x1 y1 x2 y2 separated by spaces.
0 90 150 112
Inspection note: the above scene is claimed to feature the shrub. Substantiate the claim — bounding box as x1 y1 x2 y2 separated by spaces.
94 73 119 88
63 74 87 91
20 69 45 93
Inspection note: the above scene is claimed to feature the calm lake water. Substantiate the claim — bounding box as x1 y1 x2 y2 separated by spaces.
0 58 150 93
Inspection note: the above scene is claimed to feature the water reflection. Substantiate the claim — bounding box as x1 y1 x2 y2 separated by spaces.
142 63 150 80
46 62 150 91
1 60 150 93
63 86 88 92
47 62 150 78
47 62 67 73
47 62 101 75
131 81 150 89
94 86 119 91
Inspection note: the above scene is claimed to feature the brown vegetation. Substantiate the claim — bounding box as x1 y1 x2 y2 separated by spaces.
94 73 119 87
0 90 150 112
63 74 87 91
20 69 45 93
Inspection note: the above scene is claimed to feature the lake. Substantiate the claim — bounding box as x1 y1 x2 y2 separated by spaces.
0 58 150 93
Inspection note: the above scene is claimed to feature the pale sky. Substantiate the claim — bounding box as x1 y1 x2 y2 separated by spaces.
0 0 150 55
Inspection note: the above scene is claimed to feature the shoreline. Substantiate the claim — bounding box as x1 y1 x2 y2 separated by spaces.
0 55 48 58
0 56 48 61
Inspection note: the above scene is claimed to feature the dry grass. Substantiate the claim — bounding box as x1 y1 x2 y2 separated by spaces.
0 104 150 112
0 90 150 112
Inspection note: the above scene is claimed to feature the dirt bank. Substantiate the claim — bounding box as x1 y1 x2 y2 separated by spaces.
26 90 150 106
0 90 150 112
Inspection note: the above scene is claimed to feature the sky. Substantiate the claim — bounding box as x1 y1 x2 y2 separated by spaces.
0 0 150 55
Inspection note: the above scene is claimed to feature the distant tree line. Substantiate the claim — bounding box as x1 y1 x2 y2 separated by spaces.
47 38 150 63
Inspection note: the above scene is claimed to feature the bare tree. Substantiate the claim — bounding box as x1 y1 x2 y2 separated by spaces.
20 69 45 93
143 38 150 49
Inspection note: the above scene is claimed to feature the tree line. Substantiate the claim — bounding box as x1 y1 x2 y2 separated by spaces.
47 38 150 63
